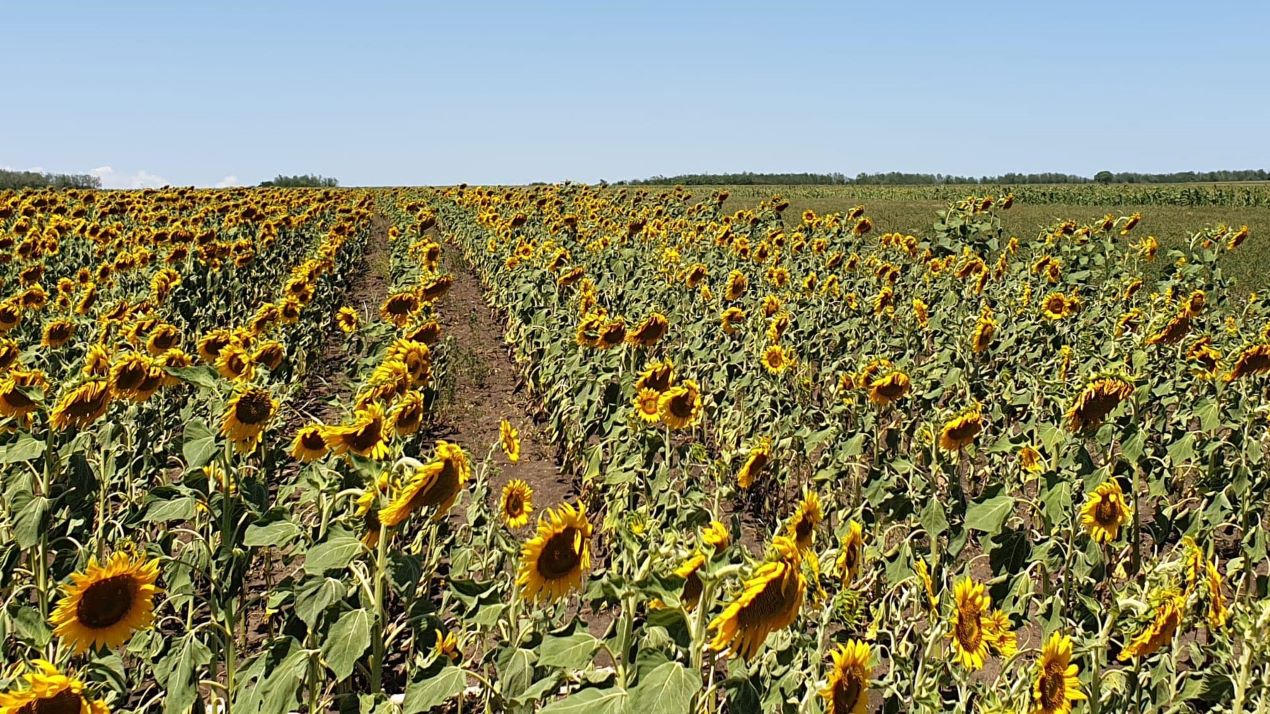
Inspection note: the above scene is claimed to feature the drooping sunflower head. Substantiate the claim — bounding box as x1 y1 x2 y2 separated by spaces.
51 551 160 654
110 352 164 403
736 437 772 489
290 424 329 463
658 379 702 431
596 318 627 349
499 419 521 462
50 380 113 431
724 270 748 302
378 441 471 527
1080 479 1129 544
380 290 421 326
41 318 75 348
836 520 865 586
708 534 805 660
627 312 669 346
1066 376 1134 432
1225 343 1270 382
939 405 984 451
635 360 675 394
786 490 823 551
0 375 40 419
867 370 910 407
326 403 392 460
702 520 731 550
675 552 708 610
1118 591 1184 661
1019 445 1044 474
971 311 997 353
499 479 534 528
391 391 426 437
516 502 594 603
820 639 872 714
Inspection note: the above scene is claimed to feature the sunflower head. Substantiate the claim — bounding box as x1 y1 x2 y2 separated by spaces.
820 640 872 714
786 490 823 551
1080 479 1129 544
761 344 793 374
939 406 984 451
290 424 329 462
0 660 110 714
635 360 675 394
499 479 534 528
658 379 702 431
836 521 865 586
516 502 594 603
1033 631 1086 714
499 419 521 462
221 386 276 454
51 551 160 654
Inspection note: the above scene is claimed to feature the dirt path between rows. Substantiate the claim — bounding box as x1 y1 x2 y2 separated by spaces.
429 244 573 512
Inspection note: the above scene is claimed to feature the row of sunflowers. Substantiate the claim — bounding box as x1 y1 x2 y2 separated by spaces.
400 183 1269 713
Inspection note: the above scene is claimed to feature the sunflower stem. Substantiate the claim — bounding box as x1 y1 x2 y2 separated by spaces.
370 520 388 694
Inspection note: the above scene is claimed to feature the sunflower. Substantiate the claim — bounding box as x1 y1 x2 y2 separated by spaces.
434 630 461 663
41 318 75 348
1225 343 1270 381
596 319 626 349
761 344 792 374
1019 445 1044 474
0 376 39 419
499 479 534 528
724 270 748 301
0 660 110 714
196 328 234 364
220 386 276 454
868 370 910 406
391 391 425 436
404 319 442 345
627 312 668 346
1041 292 1078 320
948 577 992 670
632 388 662 423
325 403 392 460
156 348 193 386
1031 632 1086 714
1118 592 1184 661
1205 562 1227 628
720 307 746 334
378 441 471 526
635 360 675 394
144 323 180 356
658 379 701 430
0 301 22 333
1146 311 1190 346
419 275 454 303
290 424 329 462
380 291 421 327
674 552 708 610
736 437 772 489
702 520 730 550
109 352 164 403
1066 377 1134 432
836 520 864 586
50 551 160 654
820 640 872 714
708 536 805 660
500 419 521 462
1080 479 1129 544
939 406 983 451
215 342 255 382
253 341 285 371
516 502 594 602
50 381 113 431
786 490 823 551
913 298 930 328
969 310 997 353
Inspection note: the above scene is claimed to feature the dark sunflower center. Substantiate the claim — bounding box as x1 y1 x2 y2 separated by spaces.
301 430 326 450
738 571 793 626
18 690 84 714
955 612 982 651
235 393 273 424
876 380 904 398
505 493 524 516
668 393 694 419
77 574 135 629
68 386 110 417
832 676 863 714
3 387 35 408
1038 664 1066 709
536 527 582 579
1095 498 1119 526
795 517 813 542
386 295 415 315
844 545 859 572
48 324 72 341
345 418 384 450
115 364 146 391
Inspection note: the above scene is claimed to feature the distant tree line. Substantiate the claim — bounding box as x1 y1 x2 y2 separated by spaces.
619 169 1270 186
0 169 101 190
258 174 339 188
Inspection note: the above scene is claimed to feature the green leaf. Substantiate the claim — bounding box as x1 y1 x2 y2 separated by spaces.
402 665 466 713
294 577 345 628
244 518 301 548
630 662 700 714
1168 433 1196 465
321 608 372 680
539 632 600 670
497 646 537 699
919 498 949 538
11 492 48 549
161 634 212 714
144 496 196 523
182 419 218 469
260 647 310 714
539 687 629 714
965 494 1014 534
303 536 363 576
0 434 45 464
168 365 221 390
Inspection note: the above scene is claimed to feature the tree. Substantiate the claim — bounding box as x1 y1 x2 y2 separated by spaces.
1094 171 1114 184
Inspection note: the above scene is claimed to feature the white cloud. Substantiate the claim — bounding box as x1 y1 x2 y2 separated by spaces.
214 175 241 188
89 165 168 189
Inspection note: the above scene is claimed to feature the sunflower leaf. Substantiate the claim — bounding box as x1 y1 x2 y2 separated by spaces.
539 632 601 670
182 419 218 469
539 687 630 714
0 433 44 464
629 662 700 714
303 536 363 576
402 664 467 713
321 608 372 681
965 493 1014 534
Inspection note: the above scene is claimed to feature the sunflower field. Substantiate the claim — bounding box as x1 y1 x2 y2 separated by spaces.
0 184 1268 713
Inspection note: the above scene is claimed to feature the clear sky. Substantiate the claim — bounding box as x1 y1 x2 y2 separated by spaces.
3 2 1268 187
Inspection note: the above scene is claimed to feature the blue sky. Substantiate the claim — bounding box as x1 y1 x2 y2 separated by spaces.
3 2 1268 187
